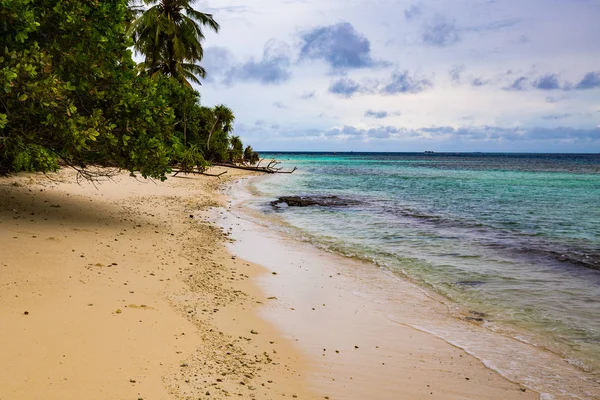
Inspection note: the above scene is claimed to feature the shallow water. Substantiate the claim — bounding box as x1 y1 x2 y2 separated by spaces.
241 152 600 379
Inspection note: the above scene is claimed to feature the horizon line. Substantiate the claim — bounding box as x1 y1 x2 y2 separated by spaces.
255 150 600 155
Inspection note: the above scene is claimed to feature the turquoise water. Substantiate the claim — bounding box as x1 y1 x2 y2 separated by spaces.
242 153 600 375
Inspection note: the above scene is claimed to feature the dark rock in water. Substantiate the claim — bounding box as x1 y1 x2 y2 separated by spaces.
469 310 487 318
271 195 360 208
553 251 600 271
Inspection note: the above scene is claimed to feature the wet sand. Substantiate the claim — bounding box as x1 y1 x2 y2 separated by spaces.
219 193 541 400
0 167 547 400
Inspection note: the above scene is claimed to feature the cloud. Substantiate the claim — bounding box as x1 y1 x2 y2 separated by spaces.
533 74 562 90
299 22 377 69
498 71 600 92
273 101 288 109
421 126 455 135
471 78 489 86
542 113 571 120
205 5 248 14
404 4 423 20
422 16 519 48
245 123 600 148
299 91 316 99
319 125 600 143
328 77 363 97
365 110 388 119
329 71 432 97
202 47 235 81
381 70 432 94
326 125 401 139
430 126 600 142
449 65 465 83
225 40 291 85
575 71 600 90
504 76 528 91
422 16 461 47
367 126 400 139
466 18 521 33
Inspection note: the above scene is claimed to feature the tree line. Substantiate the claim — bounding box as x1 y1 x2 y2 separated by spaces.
0 0 259 180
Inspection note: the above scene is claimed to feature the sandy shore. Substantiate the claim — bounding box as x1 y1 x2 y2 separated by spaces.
1 167 539 400
0 167 316 400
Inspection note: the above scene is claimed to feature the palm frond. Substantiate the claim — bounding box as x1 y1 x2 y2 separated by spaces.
129 0 218 84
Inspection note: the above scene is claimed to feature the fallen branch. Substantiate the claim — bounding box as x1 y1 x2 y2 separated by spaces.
276 166 297 174
201 170 228 178
171 168 228 178
212 160 296 174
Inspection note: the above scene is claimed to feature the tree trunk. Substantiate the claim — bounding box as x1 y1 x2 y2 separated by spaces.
206 117 220 150
183 110 187 146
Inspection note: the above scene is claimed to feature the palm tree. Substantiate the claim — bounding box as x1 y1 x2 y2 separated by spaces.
206 104 234 151
228 135 244 163
243 145 260 165
129 0 219 85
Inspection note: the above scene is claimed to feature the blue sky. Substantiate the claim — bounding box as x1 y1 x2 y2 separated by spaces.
195 0 600 152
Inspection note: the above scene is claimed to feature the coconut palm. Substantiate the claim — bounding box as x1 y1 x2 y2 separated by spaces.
129 0 219 85
206 104 235 150
228 135 244 163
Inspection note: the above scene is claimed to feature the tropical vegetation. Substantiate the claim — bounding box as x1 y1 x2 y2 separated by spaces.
129 0 219 86
0 0 258 180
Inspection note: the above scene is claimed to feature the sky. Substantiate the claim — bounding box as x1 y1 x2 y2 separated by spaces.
193 0 600 152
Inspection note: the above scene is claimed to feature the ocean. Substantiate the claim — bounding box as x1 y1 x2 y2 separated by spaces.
231 152 600 396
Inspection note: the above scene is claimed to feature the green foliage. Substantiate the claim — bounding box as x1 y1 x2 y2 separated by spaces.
171 140 208 173
154 78 237 166
0 138 58 174
130 0 219 85
204 104 235 162
243 145 260 165
0 0 177 179
228 135 243 163
0 0 256 179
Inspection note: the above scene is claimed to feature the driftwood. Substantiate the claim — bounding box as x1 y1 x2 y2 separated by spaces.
172 168 228 178
213 158 297 174
200 170 228 178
